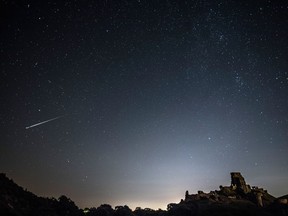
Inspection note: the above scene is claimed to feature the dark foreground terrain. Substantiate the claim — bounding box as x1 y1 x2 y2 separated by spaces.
0 173 287 216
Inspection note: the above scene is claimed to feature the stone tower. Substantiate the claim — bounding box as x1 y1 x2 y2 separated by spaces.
230 172 251 194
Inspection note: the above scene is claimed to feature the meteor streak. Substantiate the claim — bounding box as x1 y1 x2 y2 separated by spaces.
25 115 64 129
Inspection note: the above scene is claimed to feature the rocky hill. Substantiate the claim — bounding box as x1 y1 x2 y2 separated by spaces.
168 172 287 216
0 172 287 216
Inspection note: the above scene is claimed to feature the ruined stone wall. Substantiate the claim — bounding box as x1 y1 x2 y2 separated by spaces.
230 172 251 194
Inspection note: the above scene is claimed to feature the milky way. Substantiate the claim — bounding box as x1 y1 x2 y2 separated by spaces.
1 0 288 210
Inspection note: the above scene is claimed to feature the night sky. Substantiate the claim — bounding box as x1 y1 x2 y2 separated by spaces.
1 0 288 210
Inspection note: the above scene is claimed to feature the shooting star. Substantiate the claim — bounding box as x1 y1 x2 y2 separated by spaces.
25 115 64 129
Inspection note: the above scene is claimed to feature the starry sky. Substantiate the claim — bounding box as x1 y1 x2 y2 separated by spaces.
1 0 288 210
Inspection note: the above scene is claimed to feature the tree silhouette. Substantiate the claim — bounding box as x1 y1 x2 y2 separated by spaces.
115 205 133 216
57 195 82 216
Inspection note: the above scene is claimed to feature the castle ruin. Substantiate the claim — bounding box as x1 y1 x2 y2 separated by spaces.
184 172 274 207
230 172 251 194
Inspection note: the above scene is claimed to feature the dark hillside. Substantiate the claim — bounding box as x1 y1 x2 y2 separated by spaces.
1 172 287 216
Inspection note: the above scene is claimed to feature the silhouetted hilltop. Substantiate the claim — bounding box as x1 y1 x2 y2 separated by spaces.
0 173 82 216
0 172 287 216
168 172 288 216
